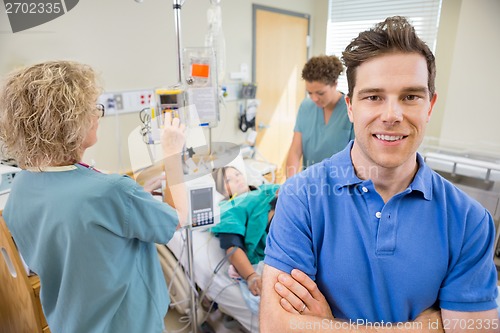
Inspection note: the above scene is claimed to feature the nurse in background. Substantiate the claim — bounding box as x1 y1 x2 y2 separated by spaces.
286 55 354 178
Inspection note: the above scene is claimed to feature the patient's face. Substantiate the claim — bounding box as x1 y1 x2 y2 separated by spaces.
224 167 249 197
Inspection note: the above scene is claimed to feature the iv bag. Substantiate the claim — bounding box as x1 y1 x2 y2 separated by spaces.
205 1 226 84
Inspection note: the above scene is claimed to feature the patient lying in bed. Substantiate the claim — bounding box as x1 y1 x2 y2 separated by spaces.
211 166 279 298
143 159 278 332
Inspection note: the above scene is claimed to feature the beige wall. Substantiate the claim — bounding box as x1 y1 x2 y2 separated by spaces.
0 0 318 173
311 0 329 57
1 0 498 172
428 0 462 139
437 0 500 152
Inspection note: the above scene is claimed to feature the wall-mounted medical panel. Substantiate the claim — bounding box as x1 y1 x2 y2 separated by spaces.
97 89 154 116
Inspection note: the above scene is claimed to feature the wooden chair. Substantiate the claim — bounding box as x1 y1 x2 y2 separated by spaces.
0 215 49 333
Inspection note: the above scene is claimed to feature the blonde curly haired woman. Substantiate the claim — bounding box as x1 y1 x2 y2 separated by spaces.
0 61 186 333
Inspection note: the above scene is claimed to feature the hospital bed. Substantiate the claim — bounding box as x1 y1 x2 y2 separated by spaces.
159 230 257 332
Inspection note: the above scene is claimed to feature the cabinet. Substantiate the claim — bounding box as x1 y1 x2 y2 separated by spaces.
0 215 50 333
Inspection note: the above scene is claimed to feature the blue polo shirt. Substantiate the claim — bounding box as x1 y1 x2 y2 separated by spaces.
265 141 498 323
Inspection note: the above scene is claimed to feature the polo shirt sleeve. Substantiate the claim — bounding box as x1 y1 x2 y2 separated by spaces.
264 177 317 279
439 208 499 312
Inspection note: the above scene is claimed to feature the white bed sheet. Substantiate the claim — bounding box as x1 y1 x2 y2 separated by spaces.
167 228 259 333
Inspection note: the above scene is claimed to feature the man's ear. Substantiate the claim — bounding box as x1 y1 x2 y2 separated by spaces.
427 92 438 122
345 95 354 123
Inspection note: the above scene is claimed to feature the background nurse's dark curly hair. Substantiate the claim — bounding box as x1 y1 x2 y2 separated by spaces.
301 55 344 86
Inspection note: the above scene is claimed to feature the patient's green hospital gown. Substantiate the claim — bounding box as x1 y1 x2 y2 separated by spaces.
211 183 280 264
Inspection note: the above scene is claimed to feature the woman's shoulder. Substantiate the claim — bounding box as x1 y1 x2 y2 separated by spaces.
299 97 317 109
297 98 321 121
258 183 280 192
76 168 140 196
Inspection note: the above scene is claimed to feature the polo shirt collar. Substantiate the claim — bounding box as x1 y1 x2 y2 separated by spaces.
409 152 433 201
327 141 363 187
330 141 433 200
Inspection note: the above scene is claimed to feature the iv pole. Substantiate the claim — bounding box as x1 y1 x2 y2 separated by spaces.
171 1 200 332
172 0 184 84
137 0 219 330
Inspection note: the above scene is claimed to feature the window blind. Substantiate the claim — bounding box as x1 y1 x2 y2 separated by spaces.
326 0 442 94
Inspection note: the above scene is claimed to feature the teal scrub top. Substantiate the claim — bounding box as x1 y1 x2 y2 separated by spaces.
4 165 178 333
294 96 354 169
211 183 280 264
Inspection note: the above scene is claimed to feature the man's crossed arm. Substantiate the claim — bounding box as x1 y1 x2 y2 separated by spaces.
260 265 499 333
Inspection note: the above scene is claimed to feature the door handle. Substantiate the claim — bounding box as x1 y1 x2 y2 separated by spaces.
1 247 18 278
258 122 270 129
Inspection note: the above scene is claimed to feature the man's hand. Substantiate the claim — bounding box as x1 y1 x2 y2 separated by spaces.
274 268 334 320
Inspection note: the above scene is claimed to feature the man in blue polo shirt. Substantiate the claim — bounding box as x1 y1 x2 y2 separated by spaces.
260 16 499 332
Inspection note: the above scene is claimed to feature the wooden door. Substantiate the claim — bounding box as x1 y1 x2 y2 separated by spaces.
0 216 42 333
253 5 309 183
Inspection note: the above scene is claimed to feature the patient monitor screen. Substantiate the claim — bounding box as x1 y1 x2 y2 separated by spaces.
190 187 214 228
